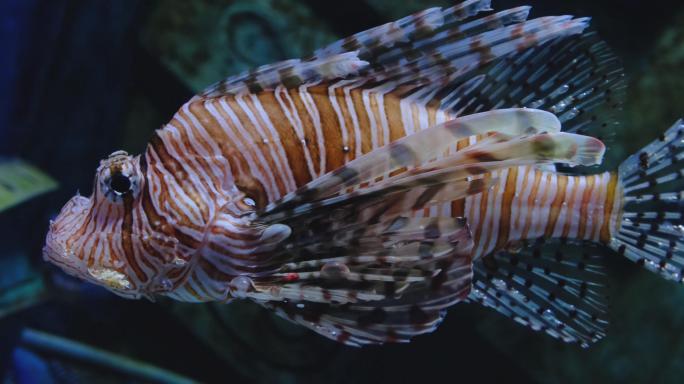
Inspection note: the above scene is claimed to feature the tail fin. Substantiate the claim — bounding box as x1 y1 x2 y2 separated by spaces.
612 119 684 282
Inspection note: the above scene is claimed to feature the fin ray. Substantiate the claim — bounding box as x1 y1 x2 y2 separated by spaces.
468 239 609 346
198 3 591 101
614 119 684 282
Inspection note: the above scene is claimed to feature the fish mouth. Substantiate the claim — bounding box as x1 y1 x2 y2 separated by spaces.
43 229 141 299
43 195 90 277
43 194 142 299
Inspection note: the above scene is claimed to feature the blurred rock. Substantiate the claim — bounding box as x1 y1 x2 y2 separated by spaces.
627 9 684 154
141 0 337 92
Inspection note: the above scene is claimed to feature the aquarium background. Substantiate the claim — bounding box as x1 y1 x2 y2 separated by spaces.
1 0 683 383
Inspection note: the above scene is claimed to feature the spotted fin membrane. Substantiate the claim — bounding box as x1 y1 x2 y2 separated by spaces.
468 239 609 347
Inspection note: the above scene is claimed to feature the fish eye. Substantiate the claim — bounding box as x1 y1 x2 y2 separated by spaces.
97 153 141 202
101 170 139 202
110 172 132 195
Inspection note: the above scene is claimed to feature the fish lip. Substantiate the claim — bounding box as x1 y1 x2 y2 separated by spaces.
43 195 89 269
44 194 142 297
43 231 142 299
43 225 88 280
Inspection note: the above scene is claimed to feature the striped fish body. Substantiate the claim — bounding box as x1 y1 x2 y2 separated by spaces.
45 1 684 347
162 92 623 298
465 167 622 259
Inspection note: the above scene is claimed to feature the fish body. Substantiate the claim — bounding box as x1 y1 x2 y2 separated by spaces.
152 93 620 300
45 1 683 347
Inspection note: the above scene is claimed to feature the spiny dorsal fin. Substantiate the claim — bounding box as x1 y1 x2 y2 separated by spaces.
313 1 495 59
438 32 626 145
197 3 590 99
200 2 492 97
201 52 370 98
468 239 609 347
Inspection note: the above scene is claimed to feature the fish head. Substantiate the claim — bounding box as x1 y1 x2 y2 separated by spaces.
44 150 168 299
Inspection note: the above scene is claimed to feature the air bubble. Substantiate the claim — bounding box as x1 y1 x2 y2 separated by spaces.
550 96 574 114
321 261 351 279
550 84 570 98
662 263 682 281
542 309 564 328
542 309 555 320
644 259 659 273
492 278 507 290
471 288 486 299
160 278 173 291
509 288 526 302
482 296 497 308
528 99 545 109
564 107 580 120
172 257 187 267
576 88 594 100
530 319 544 331
231 276 253 297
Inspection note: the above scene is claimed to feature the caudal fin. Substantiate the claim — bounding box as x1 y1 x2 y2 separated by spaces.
612 119 684 282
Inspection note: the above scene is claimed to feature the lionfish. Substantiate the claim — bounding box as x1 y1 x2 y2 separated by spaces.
44 1 684 347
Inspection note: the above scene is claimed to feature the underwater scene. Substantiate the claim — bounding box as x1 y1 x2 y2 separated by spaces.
2 0 684 383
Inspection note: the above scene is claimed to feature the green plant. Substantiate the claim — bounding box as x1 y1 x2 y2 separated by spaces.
0 159 57 213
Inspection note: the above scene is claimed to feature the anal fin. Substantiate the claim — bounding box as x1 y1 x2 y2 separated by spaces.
468 239 609 347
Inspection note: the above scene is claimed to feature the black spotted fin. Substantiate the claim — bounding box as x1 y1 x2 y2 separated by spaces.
468 239 609 347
